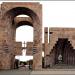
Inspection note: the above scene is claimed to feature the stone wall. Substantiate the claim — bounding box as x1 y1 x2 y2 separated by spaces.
44 27 75 67
26 42 45 56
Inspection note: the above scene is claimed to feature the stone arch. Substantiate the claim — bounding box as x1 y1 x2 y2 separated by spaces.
14 17 33 28
3 7 40 25
16 21 33 28
1 2 42 70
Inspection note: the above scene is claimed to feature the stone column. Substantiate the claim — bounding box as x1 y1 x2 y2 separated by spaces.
32 4 42 70
44 27 49 68
33 21 42 70
0 12 15 69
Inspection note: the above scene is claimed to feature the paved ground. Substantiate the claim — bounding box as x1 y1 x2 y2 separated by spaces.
0 70 31 75
31 69 75 75
0 69 75 75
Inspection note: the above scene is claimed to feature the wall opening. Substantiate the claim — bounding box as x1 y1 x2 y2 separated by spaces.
15 25 33 69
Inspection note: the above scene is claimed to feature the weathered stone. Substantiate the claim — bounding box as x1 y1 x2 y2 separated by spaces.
14 42 22 55
0 2 42 70
26 42 33 55
1 2 75 70
44 27 49 67
45 27 75 68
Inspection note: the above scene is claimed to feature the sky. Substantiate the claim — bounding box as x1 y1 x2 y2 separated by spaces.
16 1 75 42
1 1 75 61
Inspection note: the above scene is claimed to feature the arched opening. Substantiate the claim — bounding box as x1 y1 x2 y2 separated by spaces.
12 14 34 69
5 7 40 23
15 25 33 70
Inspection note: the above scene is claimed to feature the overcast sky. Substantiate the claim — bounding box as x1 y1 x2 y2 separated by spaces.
1 1 75 61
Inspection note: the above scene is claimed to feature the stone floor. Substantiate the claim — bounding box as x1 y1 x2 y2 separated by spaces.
0 69 75 75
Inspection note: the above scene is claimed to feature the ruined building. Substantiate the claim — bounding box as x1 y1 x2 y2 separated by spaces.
44 28 75 68
0 2 75 70
0 2 42 70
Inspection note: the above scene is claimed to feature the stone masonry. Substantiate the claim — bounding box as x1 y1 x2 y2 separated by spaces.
1 2 75 70
0 2 42 70
44 27 75 67
25 27 75 68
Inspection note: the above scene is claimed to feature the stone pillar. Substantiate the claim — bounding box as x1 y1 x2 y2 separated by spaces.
0 11 14 69
44 27 49 68
33 21 42 70
0 12 11 69
32 4 42 70
11 24 16 69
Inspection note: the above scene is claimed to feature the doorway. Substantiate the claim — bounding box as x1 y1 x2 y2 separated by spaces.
54 38 75 65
